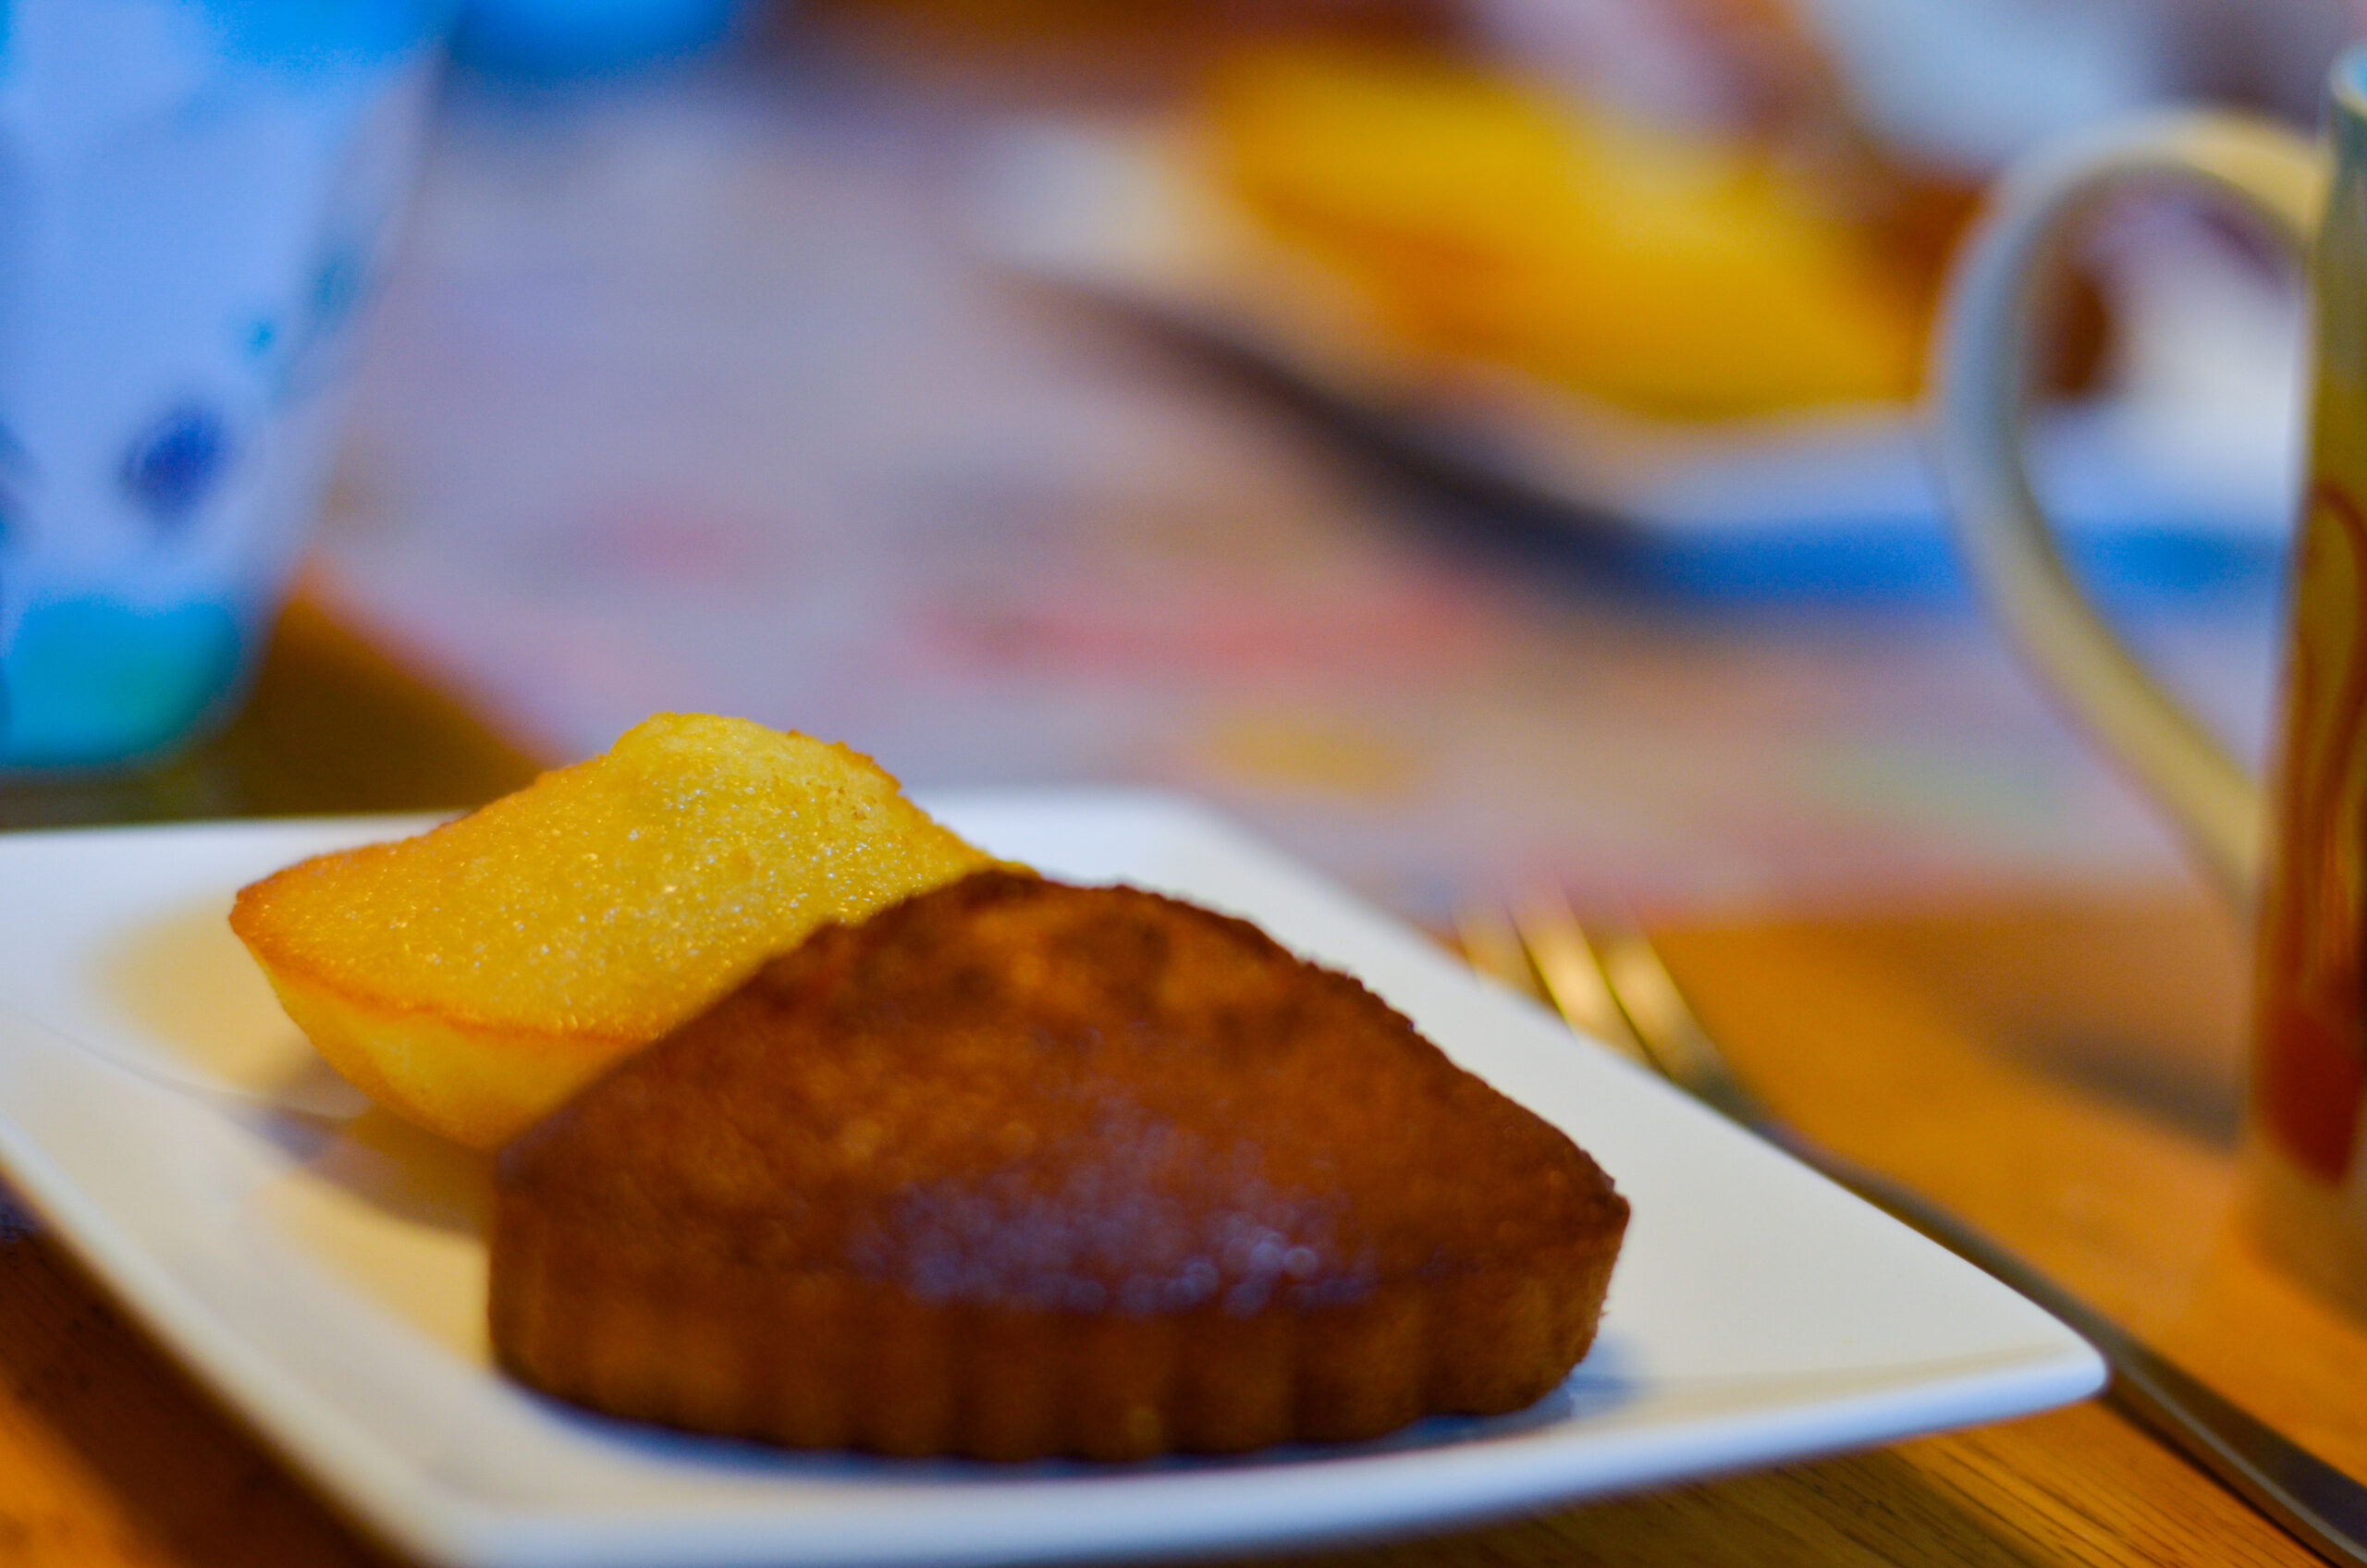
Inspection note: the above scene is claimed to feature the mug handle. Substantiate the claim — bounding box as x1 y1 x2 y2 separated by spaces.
1932 114 2326 910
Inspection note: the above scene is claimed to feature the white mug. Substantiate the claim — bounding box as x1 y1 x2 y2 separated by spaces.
1931 51 2367 1312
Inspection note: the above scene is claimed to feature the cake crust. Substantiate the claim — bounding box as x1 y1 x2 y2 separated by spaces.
491 871 1627 1459
228 712 992 1146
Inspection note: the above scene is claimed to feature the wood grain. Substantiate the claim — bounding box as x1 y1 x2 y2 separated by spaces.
0 1207 378 1568
1662 897 2367 1482
0 588 543 833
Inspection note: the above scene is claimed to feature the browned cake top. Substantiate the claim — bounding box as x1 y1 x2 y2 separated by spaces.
499 872 1625 1315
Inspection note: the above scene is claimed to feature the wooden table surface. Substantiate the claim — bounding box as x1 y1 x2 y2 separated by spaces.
0 597 2356 1568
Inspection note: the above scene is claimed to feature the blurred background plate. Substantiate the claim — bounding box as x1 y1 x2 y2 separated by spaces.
970 116 2302 600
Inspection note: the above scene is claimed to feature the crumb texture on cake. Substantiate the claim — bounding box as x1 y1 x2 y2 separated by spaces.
491 871 1628 1460
229 712 993 1146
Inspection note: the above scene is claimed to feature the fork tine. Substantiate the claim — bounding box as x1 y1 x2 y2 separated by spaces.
1453 901 1535 996
1595 930 1776 1128
1506 892 1653 1065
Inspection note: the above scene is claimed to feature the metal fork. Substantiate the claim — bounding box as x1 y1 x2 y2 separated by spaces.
1457 893 2367 1568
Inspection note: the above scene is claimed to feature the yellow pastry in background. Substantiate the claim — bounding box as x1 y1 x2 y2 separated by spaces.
1203 43 1924 418
230 713 996 1148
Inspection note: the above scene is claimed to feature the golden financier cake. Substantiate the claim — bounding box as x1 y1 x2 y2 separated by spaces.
491 871 1628 1461
230 713 992 1148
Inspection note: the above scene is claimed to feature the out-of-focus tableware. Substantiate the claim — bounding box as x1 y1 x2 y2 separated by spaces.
1932 47 2367 1317
0 1 448 769
973 111 2296 599
1466 897 2367 1567
452 0 740 76
0 797 2097 1568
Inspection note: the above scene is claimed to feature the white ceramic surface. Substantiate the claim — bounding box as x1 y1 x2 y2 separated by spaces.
0 796 2103 1567
1933 111 2324 906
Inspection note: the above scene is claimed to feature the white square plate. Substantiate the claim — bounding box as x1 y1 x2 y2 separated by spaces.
0 794 2100 1567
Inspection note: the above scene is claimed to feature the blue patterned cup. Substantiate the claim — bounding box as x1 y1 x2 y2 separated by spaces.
0 1 453 769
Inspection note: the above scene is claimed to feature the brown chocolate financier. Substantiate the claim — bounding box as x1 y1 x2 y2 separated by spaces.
490 871 1626 1461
